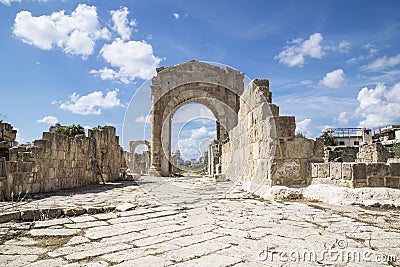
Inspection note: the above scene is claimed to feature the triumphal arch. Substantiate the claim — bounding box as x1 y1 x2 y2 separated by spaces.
149 61 243 176
148 60 323 191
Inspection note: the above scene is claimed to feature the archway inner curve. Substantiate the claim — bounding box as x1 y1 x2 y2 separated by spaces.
152 82 241 176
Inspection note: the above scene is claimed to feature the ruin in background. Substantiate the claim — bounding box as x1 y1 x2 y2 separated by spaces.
0 60 399 201
0 123 126 200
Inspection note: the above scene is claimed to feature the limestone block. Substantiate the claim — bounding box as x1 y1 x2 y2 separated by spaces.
317 163 330 178
389 163 400 177
275 116 295 138
272 159 301 181
57 151 65 160
299 159 312 182
366 163 390 177
214 174 227 182
342 163 353 180
49 168 56 179
286 138 315 159
311 163 319 178
313 138 324 158
21 162 33 173
31 183 41 193
353 163 366 180
6 161 18 173
252 103 272 121
385 177 400 188
367 176 384 187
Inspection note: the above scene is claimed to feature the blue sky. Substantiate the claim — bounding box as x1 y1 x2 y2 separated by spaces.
1 0 399 159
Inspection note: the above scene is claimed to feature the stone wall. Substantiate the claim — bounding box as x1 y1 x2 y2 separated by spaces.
356 143 391 163
221 79 323 193
324 146 359 162
0 126 126 201
311 162 400 189
88 126 126 182
0 157 6 200
0 122 17 160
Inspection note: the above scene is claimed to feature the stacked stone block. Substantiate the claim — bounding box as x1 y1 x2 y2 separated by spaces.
310 162 400 189
150 61 244 176
324 146 359 162
0 126 126 201
356 143 391 163
0 157 6 199
89 126 125 182
221 79 323 189
0 122 17 160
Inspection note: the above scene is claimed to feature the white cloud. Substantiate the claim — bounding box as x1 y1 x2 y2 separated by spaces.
300 80 312 86
362 54 400 71
173 106 215 123
1 0 20 6
111 6 136 41
346 43 378 65
13 4 110 59
13 127 24 144
177 126 216 160
60 89 122 115
173 13 180 20
296 118 312 137
356 82 400 128
335 112 349 125
364 43 379 56
135 115 150 123
1 0 47 5
37 115 59 125
275 33 324 67
90 39 161 83
319 69 345 88
338 41 351 52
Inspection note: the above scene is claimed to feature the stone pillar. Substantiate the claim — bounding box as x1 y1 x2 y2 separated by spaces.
160 114 172 176
150 111 162 175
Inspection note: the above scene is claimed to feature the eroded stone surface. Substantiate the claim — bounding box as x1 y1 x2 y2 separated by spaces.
0 176 399 266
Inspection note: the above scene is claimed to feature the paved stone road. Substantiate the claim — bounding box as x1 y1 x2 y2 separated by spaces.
0 175 400 266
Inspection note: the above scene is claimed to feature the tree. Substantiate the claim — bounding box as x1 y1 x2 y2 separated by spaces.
320 131 337 146
92 125 104 130
54 124 85 137
390 144 400 157
295 132 305 138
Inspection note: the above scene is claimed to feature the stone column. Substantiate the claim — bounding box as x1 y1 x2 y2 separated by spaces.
160 114 172 176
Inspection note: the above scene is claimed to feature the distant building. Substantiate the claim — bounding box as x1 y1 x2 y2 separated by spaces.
327 128 372 147
380 125 400 145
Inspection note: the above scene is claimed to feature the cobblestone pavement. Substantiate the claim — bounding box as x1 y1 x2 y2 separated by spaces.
0 175 400 266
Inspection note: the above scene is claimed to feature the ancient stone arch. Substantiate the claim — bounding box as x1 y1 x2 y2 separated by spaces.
129 140 150 174
149 60 323 190
150 61 244 176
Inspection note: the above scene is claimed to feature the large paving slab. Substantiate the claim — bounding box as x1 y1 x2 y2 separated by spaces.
0 175 399 266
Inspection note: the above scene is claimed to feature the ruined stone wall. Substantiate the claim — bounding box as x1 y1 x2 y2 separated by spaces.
6 133 98 199
0 122 17 160
0 157 6 200
324 146 359 162
221 79 323 192
88 126 124 182
310 162 400 189
356 143 391 163
0 126 126 200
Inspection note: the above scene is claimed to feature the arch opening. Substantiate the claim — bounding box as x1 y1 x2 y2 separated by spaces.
152 82 241 176
170 103 217 175
129 140 150 175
